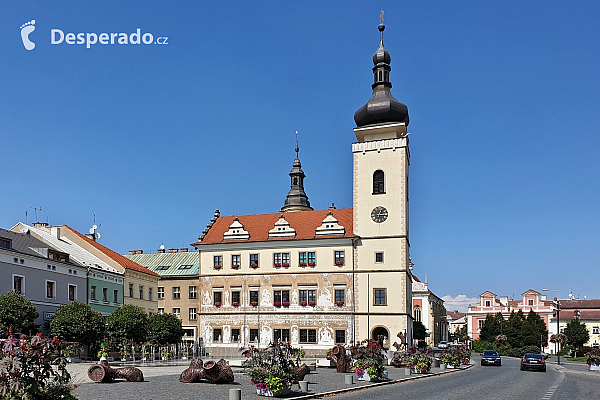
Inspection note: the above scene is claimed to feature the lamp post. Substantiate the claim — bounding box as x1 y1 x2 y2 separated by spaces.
543 289 560 365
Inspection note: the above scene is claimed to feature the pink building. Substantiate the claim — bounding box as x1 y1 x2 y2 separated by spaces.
467 289 556 353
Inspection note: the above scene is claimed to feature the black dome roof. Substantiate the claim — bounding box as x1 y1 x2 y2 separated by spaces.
354 23 409 128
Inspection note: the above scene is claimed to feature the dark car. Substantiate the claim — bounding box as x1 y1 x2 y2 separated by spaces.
520 353 546 372
481 350 502 366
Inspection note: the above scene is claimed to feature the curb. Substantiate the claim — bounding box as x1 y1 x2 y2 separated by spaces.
292 364 473 399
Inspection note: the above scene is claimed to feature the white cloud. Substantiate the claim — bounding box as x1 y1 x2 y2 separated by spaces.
442 294 478 313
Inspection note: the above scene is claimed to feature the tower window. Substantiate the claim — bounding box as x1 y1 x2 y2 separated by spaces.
373 170 385 194
379 70 383 81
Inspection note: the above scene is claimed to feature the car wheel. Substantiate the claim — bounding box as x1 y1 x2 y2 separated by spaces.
520 366 524 371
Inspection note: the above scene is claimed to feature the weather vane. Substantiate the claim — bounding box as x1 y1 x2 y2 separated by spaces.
380 10 384 24
295 130 299 156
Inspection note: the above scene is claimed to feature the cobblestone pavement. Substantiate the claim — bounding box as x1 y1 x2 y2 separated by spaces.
70 360 468 400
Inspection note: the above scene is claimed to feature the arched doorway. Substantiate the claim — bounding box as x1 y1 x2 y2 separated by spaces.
371 326 389 348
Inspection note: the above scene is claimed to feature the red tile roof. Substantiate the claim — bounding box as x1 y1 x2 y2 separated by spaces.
65 226 160 277
560 309 600 321
194 208 355 245
560 299 600 309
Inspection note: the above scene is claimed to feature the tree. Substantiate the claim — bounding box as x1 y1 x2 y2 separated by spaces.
105 305 149 344
479 313 503 342
449 325 468 343
564 318 590 355
522 310 548 348
0 291 39 335
413 321 427 341
49 301 105 353
147 313 185 345
504 310 527 348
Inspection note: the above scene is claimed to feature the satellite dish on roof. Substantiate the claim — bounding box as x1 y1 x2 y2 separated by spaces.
94 233 101 240
159 244 165 250
92 224 97 230
19 226 28 233
89 228 94 234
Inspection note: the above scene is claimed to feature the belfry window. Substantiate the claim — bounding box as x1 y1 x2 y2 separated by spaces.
373 170 385 194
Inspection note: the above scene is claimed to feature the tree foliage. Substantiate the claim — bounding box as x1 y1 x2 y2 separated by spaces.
105 305 149 344
564 318 590 352
479 310 547 348
147 313 184 345
413 320 427 340
449 325 468 342
49 301 105 349
0 291 39 335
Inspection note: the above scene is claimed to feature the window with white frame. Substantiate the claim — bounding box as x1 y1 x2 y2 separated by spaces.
414 306 422 322
593 326 599 334
189 308 197 320
13 275 24 294
148 288 153 301
173 287 181 299
189 286 197 299
68 284 77 301
158 308 164 314
334 251 345 266
213 328 222 342
172 308 180 318
158 287 164 299
299 329 317 343
139 285 144 300
46 281 56 299
231 254 241 269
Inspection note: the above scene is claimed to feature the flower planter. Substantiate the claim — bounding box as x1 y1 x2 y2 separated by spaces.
336 301 344 307
412 368 429 374
232 302 240 307
445 364 455 369
214 265 222 270
232 265 240 269
335 262 344 266
282 301 290 307
250 264 259 268
299 301 307 306
256 387 291 397
299 262 307 267
251 301 259 307
308 262 316 267
274 302 281 307
282 263 290 267
308 301 316 307
273 263 281 267
214 302 222 307
590 364 600 371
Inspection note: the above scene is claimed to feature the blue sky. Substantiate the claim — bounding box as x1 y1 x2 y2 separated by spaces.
2 1 599 310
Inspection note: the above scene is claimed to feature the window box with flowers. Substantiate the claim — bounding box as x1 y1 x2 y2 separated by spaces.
335 261 344 266
232 265 240 270
336 301 345 307
251 301 259 307
214 302 222 307
282 301 290 307
250 263 259 268
214 265 222 270
281 263 290 268
232 301 240 307
273 263 282 267
274 301 282 308
299 262 307 267
299 301 307 307
308 301 316 307
308 262 316 267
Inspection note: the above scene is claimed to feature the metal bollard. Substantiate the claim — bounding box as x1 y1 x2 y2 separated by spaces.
345 374 354 384
229 388 241 400
299 380 309 392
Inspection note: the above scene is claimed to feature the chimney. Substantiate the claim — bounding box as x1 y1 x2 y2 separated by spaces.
129 250 136 255
157 248 165 253
33 222 48 229
136 250 143 254
541 295 547 301
500 296 508 306
180 248 188 253
168 248 178 253
329 203 336 210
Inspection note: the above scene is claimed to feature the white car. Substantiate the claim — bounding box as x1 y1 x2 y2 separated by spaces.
438 341 449 349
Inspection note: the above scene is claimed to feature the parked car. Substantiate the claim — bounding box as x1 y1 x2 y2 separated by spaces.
520 353 546 372
437 341 448 349
481 350 502 366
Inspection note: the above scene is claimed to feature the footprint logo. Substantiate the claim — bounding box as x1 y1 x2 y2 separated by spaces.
20 20 36 50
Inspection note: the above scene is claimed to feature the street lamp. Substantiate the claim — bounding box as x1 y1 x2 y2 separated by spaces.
543 289 560 365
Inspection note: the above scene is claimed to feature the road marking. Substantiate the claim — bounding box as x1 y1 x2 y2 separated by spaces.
541 369 565 400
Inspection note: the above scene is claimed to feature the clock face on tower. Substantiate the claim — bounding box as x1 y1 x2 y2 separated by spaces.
371 206 388 223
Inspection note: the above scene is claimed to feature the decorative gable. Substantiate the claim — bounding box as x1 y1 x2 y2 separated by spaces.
315 212 345 236
268 215 296 238
223 218 250 240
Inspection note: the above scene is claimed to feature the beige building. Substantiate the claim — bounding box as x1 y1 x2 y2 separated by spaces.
190 20 414 354
126 249 200 341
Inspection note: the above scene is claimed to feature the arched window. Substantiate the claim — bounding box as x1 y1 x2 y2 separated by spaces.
413 306 422 322
373 170 385 194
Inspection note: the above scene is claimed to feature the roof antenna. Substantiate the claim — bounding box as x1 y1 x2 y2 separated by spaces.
295 130 299 158
30 205 41 222
88 214 102 241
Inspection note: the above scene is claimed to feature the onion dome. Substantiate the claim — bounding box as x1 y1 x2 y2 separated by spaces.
354 20 409 128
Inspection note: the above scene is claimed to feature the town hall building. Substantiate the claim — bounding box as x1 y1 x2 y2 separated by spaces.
189 19 415 354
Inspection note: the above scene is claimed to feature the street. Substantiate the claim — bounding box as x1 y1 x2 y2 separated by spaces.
336 355 599 400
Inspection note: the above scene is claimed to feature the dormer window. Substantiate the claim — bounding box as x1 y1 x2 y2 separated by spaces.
223 218 250 240
0 238 11 249
268 216 296 238
373 170 385 194
316 212 345 236
48 250 69 263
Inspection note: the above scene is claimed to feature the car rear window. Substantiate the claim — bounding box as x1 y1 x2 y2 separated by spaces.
483 351 498 356
525 353 542 359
